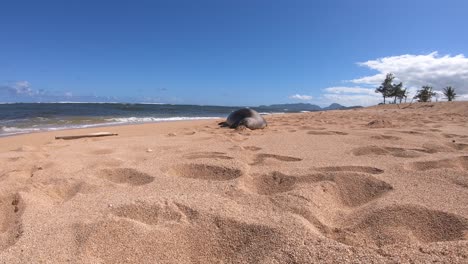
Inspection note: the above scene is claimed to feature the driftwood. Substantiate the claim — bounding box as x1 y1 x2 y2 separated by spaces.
55 132 118 140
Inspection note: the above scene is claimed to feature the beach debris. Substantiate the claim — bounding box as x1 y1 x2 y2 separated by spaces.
146 148 153 152
55 132 118 140
168 133 177 137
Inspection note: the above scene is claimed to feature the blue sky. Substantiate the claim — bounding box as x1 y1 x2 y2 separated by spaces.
1 0 468 106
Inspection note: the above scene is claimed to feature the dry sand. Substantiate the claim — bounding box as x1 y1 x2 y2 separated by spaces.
0 102 467 263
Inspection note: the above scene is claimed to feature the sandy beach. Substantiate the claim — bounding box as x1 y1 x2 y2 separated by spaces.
1 102 467 263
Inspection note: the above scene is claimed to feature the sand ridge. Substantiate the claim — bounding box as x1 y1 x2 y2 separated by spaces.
0 101 467 263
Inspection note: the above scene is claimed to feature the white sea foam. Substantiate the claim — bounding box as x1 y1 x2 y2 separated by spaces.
1 126 41 132
105 116 221 123
0 126 42 137
0 116 222 137
258 112 286 115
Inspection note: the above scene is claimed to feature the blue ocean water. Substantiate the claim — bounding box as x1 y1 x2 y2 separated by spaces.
0 103 294 137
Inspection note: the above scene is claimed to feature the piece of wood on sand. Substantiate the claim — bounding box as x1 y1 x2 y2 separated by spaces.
55 132 118 140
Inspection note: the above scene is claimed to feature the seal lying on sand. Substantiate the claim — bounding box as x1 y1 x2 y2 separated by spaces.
219 108 267 130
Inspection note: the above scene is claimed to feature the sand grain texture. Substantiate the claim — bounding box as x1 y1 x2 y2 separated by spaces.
0 101 468 263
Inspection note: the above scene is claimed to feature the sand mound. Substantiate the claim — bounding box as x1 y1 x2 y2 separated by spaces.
299 172 393 207
332 205 468 248
409 156 468 171
332 173 393 207
246 171 298 195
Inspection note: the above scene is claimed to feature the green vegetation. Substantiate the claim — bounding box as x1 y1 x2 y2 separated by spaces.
375 73 400 104
413 86 436 102
376 73 457 104
443 86 457 101
392 83 408 104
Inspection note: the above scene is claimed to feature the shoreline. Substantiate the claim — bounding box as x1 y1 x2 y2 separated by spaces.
0 117 224 139
0 118 225 151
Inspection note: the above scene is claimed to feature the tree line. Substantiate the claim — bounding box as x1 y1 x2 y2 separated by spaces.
375 73 457 103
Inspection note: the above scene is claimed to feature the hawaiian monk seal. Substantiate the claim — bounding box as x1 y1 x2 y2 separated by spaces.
219 108 267 130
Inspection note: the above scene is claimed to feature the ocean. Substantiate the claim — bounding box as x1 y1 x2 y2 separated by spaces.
0 103 295 137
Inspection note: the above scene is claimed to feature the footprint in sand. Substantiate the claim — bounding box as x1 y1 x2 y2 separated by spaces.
452 176 468 189
307 131 348 135
250 153 302 166
167 164 243 181
183 152 233 160
408 156 468 171
446 142 468 151
352 146 427 158
243 146 262 151
442 133 468 139
330 205 468 248
245 170 392 207
300 126 326 130
37 178 94 203
110 201 196 225
89 149 114 155
370 135 401 140
75 206 285 263
396 130 425 135
99 168 155 186
314 165 384 175
0 193 24 251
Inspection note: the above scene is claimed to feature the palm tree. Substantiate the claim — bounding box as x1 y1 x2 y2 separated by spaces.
392 83 405 104
414 86 436 102
443 86 457 101
375 73 396 104
396 88 408 103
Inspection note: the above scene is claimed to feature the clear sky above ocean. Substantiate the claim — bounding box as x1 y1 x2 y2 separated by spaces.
1 0 468 106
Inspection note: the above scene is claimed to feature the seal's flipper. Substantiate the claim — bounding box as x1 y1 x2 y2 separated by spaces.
230 120 241 129
218 121 229 127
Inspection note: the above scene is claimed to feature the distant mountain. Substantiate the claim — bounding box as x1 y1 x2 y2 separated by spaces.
257 103 362 112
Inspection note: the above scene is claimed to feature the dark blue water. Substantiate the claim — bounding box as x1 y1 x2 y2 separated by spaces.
0 103 294 136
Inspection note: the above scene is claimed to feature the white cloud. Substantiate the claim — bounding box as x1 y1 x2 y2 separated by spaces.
319 86 382 106
289 94 313 101
321 93 381 106
317 52 468 106
13 81 34 95
351 52 468 96
15 81 31 89
324 86 376 95
0 80 35 95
